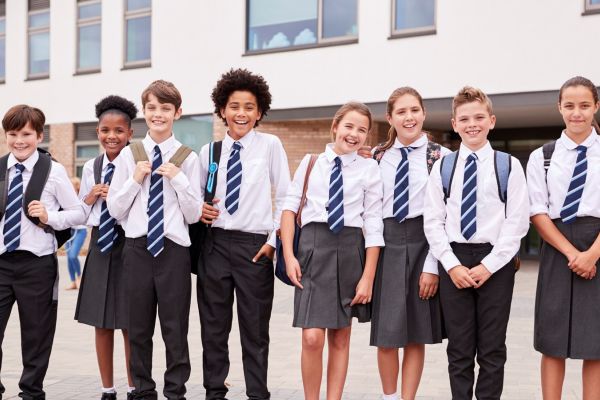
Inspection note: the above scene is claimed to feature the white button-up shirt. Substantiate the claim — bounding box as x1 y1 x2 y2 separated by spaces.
80 154 121 227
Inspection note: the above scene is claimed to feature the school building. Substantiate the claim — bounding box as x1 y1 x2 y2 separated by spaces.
0 0 599 256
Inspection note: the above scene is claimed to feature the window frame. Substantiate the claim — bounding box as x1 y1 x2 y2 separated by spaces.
75 0 102 75
74 139 101 177
123 0 151 69
27 6 51 80
0 2 6 84
244 0 359 56
389 0 436 40
583 0 600 15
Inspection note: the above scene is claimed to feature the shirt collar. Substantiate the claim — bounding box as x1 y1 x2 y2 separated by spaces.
142 132 176 155
325 143 357 166
223 130 256 150
392 134 427 149
7 149 39 172
559 128 599 150
459 141 493 161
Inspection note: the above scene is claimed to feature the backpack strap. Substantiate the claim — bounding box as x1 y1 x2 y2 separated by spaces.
296 154 319 226
0 155 9 222
204 141 223 203
130 141 149 163
542 140 556 180
440 151 459 203
426 141 442 174
493 150 512 204
23 151 53 229
169 145 193 168
93 154 104 185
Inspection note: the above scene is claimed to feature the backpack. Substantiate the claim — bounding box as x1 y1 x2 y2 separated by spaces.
0 149 71 249
373 141 442 174
542 140 556 180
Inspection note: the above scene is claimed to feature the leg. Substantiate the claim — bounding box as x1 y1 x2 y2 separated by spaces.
95 328 115 388
326 327 351 400
0 257 16 398
377 347 399 396
70 229 87 279
155 244 191 400
582 360 600 400
541 355 565 400
401 344 425 400
122 330 134 388
301 328 325 400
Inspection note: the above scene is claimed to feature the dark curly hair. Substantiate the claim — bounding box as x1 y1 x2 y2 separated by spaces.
211 69 272 126
95 95 138 127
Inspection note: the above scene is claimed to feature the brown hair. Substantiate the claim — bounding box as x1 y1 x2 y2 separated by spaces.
141 80 182 110
380 87 425 152
452 86 493 118
330 101 372 141
2 104 45 135
558 76 600 133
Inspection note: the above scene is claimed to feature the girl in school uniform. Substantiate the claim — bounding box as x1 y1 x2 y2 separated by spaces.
281 101 384 400
527 76 600 399
370 87 449 400
75 95 137 400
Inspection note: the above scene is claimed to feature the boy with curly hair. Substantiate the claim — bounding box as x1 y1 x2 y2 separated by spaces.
198 69 290 400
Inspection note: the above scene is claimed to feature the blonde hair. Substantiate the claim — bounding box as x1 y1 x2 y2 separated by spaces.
380 87 425 152
330 101 372 141
452 86 493 117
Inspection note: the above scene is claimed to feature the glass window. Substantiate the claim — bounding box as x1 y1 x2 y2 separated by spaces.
393 0 435 35
76 144 100 158
75 140 100 178
124 0 151 66
0 2 5 82
27 5 50 78
247 0 357 52
586 0 600 12
77 0 101 72
173 116 213 152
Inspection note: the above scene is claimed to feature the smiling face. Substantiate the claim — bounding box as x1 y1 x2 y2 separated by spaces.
220 90 262 140
332 110 370 155
559 85 600 139
387 94 426 146
6 122 43 162
451 101 496 152
143 93 182 141
97 112 133 161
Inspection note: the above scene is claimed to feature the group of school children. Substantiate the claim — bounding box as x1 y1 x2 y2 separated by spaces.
0 68 598 400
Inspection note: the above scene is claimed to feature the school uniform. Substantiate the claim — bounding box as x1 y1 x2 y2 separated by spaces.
75 154 128 330
107 134 202 400
527 129 600 360
283 144 384 329
0 151 86 400
197 130 290 400
370 136 450 349
423 142 529 400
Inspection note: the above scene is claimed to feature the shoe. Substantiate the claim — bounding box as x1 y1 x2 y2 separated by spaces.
101 392 117 400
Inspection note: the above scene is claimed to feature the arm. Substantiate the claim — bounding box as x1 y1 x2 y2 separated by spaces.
351 247 380 305
281 210 303 288
419 251 439 299
161 152 203 224
266 137 291 248
106 148 145 221
78 161 99 218
43 164 87 230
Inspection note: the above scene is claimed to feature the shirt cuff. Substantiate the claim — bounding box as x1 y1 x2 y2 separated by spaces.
266 231 277 248
440 252 462 272
365 234 384 248
422 259 439 275
45 211 59 229
169 170 190 192
481 253 505 274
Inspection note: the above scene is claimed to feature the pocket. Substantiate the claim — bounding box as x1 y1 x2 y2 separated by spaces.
243 158 268 184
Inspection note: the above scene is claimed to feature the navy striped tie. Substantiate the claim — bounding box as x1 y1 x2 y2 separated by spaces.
560 145 587 224
97 163 117 253
147 145 164 257
461 153 478 240
225 141 242 214
3 163 25 252
328 156 344 234
393 147 413 223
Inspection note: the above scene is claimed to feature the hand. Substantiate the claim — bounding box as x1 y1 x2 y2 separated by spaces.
133 161 152 184
27 200 48 224
99 184 109 200
469 264 492 288
448 265 477 289
357 145 373 159
155 162 181 180
84 184 105 205
568 250 599 280
253 243 275 263
200 199 220 224
351 276 373 306
285 255 303 289
419 272 439 299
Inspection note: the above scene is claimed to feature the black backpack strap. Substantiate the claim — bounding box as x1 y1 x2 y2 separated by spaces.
440 151 459 203
542 140 556 180
426 141 442 174
23 151 52 229
0 155 9 222
93 154 104 185
204 141 222 203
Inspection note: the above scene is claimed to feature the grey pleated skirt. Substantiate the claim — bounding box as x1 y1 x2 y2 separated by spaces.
293 223 370 329
75 226 128 330
370 217 444 348
534 217 600 360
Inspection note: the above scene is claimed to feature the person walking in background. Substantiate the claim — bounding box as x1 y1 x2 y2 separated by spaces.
65 176 87 290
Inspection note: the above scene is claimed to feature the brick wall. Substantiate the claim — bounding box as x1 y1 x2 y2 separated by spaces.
49 123 75 177
0 129 6 155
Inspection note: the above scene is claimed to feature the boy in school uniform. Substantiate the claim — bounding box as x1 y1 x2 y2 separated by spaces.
423 87 529 400
0 105 86 400
107 80 202 400
198 69 290 400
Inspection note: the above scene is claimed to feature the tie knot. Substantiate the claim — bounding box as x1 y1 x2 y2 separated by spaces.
15 164 25 173
467 153 478 163
153 145 161 155
576 145 587 154
106 162 115 172
400 147 413 159
334 156 342 168
232 141 242 151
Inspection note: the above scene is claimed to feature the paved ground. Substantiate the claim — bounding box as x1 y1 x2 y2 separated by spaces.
0 258 587 399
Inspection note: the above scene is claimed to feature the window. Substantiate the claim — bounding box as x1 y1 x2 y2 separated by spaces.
585 0 600 14
28 0 50 79
75 122 100 177
391 0 435 38
124 0 151 67
247 0 358 53
77 0 101 73
173 115 213 152
0 1 6 82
